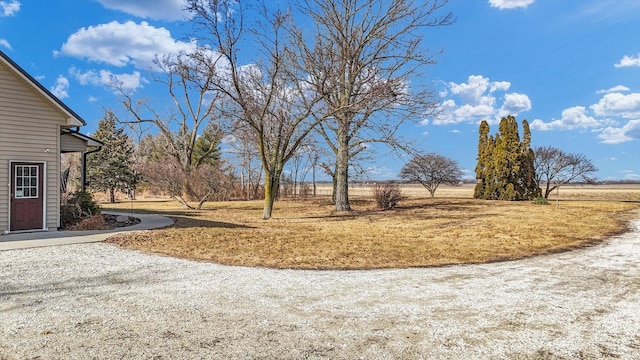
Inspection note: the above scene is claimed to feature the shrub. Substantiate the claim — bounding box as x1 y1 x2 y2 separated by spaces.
372 183 403 210
67 214 108 231
60 191 101 228
534 196 549 205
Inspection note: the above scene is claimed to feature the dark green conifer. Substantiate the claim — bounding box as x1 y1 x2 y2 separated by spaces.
474 120 490 199
473 116 538 201
86 110 136 203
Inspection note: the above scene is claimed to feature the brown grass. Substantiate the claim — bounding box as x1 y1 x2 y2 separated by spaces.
103 184 640 269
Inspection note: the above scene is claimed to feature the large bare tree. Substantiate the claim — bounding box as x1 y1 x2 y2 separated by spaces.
294 0 454 211
533 146 598 199
115 53 224 207
186 0 323 219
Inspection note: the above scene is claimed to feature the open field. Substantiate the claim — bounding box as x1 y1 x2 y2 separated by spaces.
353 183 640 201
103 184 640 269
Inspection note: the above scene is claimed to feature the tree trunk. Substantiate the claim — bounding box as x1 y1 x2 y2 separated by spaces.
109 188 115 203
312 167 317 197
262 171 281 220
183 178 196 202
544 181 552 199
334 131 351 212
174 196 195 209
330 164 337 203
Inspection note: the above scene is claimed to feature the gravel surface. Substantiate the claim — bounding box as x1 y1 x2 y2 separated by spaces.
1 215 640 359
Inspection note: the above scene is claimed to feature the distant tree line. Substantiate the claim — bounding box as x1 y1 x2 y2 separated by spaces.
80 111 599 207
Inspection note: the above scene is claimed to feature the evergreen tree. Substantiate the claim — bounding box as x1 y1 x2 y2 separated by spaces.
192 122 223 167
473 116 538 201
474 120 490 199
496 116 521 200
87 110 136 203
519 120 539 199
483 135 498 199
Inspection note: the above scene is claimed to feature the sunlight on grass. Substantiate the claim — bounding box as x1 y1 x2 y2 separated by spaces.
102 184 640 270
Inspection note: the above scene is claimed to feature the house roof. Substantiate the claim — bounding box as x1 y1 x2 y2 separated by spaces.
61 129 103 148
0 50 86 127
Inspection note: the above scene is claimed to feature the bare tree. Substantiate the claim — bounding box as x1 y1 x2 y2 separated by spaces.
226 127 264 200
135 128 224 208
534 146 598 199
115 53 225 206
285 138 321 197
399 153 462 198
294 0 454 211
137 160 233 209
186 0 323 219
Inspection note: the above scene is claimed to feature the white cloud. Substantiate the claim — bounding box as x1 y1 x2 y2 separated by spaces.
591 92 640 118
0 0 20 16
596 85 630 94
107 71 146 91
50 75 69 99
449 75 491 103
490 81 511 92
95 0 187 21
623 173 640 180
70 67 146 92
364 166 396 180
455 102 495 118
0 39 11 49
489 0 534 10
531 90 640 144
530 106 600 131
59 21 197 69
432 75 531 125
500 92 532 116
597 119 640 144
614 54 640 68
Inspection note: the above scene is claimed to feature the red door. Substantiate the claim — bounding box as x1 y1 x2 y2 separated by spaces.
10 162 44 231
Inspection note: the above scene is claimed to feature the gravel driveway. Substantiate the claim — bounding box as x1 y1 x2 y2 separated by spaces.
1 215 639 359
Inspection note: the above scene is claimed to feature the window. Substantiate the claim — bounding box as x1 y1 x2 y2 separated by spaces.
15 165 38 198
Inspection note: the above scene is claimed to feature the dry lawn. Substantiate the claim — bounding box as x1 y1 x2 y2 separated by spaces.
104 184 640 269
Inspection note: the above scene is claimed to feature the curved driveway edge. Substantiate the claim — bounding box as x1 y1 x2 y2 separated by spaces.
0 217 639 358
0 211 173 251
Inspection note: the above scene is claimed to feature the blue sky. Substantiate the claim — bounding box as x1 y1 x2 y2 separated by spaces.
1 0 639 181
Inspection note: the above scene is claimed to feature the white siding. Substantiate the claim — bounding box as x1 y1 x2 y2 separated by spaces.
0 61 68 232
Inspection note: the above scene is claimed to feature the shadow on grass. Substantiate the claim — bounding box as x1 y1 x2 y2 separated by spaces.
169 215 254 229
300 199 491 221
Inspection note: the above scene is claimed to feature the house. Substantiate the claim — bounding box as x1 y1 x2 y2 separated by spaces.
0 50 101 233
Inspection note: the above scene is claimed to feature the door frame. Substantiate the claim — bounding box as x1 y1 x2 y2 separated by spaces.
7 160 47 233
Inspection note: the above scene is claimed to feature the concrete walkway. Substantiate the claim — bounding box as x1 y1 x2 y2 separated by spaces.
0 211 173 251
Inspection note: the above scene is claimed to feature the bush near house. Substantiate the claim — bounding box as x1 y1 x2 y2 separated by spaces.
60 191 101 229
